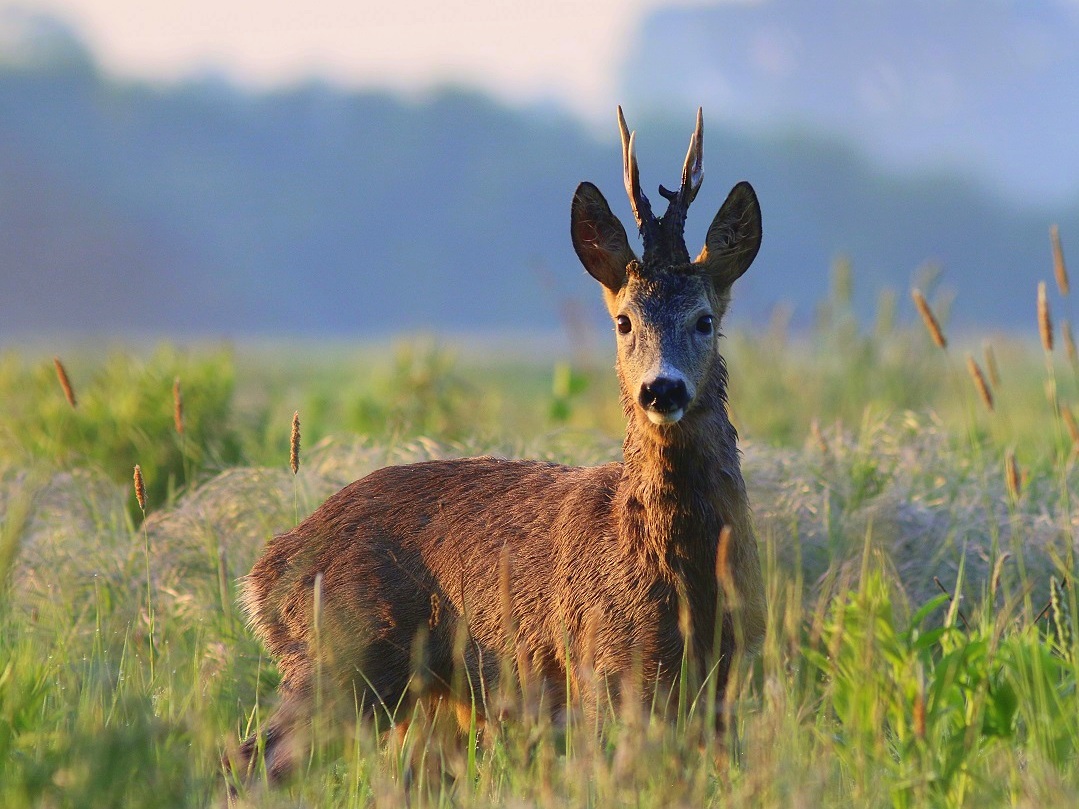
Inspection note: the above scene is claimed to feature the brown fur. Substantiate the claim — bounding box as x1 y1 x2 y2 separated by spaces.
232 110 766 784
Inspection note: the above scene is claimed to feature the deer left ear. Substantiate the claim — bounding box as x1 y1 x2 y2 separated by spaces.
696 181 762 287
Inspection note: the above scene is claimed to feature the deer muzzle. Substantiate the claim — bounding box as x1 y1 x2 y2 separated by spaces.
639 374 692 424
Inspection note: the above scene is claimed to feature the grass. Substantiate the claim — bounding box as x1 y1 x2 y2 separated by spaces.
3 273 1079 806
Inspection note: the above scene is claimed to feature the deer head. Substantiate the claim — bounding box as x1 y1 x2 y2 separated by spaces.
570 107 762 427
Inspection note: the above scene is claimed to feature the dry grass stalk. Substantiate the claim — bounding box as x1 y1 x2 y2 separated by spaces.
1050 578 1067 639
715 524 738 607
312 572 324 632
133 464 146 512
965 354 994 411
1005 451 1021 501
172 376 184 436
1051 224 1070 296
1038 281 1054 352
983 341 1001 387
990 552 1012 600
911 288 946 349
1063 320 1077 366
810 418 829 454
53 357 77 408
290 411 301 475
1063 406 1079 451
428 593 441 629
933 576 970 630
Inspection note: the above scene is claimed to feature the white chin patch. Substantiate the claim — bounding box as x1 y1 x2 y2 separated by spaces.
645 408 684 425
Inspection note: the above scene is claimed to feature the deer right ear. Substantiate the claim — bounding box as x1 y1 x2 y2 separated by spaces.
571 182 636 292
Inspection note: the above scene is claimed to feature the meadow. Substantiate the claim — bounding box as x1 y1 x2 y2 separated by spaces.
3 262 1079 807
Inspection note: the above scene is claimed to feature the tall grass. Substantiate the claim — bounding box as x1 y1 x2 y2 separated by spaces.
2 266 1079 806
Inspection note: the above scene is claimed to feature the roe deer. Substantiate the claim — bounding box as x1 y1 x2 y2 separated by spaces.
234 107 766 782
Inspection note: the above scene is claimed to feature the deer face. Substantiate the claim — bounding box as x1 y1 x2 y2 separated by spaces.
609 268 718 425
570 108 761 428
571 180 761 427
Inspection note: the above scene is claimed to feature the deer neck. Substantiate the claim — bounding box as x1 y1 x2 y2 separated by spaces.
617 360 744 570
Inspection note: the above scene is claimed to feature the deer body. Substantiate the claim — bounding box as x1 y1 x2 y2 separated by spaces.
236 108 766 782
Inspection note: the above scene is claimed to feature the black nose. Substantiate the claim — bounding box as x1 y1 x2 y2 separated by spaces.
639 377 690 413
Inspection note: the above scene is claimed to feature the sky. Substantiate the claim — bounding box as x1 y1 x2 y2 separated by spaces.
16 0 712 118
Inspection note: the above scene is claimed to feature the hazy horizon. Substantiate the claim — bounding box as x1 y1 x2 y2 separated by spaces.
3 1 1078 338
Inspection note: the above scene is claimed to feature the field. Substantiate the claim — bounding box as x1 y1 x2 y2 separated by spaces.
3 268 1079 807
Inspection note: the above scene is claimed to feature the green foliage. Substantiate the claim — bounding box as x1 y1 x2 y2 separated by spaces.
4 315 1079 806
548 361 590 423
373 341 476 439
0 346 241 509
805 571 1021 805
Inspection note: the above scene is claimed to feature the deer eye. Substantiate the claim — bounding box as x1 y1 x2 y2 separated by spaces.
615 315 632 335
695 315 714 335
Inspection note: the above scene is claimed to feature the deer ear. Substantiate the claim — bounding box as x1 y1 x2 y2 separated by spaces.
696 181 762 287
571 182 637 292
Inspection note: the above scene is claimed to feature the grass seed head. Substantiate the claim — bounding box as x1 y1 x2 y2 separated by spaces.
1005 451 1021 501
53 357 77 408
133 464 146 512
965 354 994 411
1038 281 1054 352
913 680 926 741
911 288 947 350
290 411 301 475
1051 224 1070 296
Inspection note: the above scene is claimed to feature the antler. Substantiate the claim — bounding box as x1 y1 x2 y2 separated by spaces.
618 105 659 254
659 107 704 209
617 106 704 266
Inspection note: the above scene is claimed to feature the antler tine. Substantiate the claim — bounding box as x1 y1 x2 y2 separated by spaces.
617 106 640 223
681 107 704 204
617 105 656 238
659 107 704 205
617 104 632 187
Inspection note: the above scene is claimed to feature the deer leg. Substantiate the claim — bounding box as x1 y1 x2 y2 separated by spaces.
228 681 312 790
